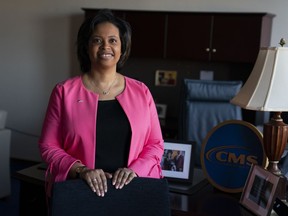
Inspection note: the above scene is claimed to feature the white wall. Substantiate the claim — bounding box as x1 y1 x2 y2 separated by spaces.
0 0 287 161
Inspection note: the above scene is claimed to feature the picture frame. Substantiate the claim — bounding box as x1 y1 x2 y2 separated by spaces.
161 140 195 182
156 104 167 119
240 164 281 216
155 70 177 86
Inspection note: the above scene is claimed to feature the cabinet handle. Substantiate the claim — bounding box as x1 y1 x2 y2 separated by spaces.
212 48 216 53
206 48 210 52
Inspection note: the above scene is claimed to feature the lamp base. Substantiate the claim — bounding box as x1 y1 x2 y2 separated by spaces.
263 112 288 175
263 112 288 200
266 161 282 175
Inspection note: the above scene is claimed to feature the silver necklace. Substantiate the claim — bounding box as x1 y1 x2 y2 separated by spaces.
89 74 118 95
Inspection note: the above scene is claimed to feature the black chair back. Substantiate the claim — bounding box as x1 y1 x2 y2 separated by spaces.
51 177 171 216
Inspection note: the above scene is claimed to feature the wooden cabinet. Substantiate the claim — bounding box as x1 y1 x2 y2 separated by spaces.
83 9 274 63
125 12 166 58
166 13 211 61
211 13 273 63
166 13 274 63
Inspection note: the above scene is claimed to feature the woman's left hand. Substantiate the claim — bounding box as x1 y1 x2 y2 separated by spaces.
112 168 137 189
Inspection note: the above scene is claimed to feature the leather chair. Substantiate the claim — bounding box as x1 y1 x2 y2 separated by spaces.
50 177 170 216
178 79 243 167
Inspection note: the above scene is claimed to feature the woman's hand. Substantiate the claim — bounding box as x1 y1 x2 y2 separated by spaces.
112 168 137 189
80 168 112 197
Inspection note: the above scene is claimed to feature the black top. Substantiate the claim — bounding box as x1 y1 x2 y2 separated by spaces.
95 100 131 173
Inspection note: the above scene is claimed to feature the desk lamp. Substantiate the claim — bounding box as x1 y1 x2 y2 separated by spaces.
230 39 288 176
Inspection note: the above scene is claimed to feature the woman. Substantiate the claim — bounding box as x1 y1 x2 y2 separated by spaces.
39 9 164 197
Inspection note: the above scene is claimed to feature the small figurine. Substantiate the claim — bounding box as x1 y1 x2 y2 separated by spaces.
279 38 286 47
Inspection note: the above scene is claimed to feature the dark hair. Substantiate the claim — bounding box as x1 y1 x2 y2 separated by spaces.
77 9 132 73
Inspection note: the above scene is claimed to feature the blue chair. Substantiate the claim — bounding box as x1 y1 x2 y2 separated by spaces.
179 79 243 167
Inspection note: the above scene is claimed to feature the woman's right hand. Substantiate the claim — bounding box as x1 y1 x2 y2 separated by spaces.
80 168 112 197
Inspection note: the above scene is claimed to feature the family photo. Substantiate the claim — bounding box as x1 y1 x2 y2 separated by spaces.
161 149 185 172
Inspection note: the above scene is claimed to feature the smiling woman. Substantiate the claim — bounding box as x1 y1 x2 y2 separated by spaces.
77 10 131 74
88 22 122 71
38 9 164 203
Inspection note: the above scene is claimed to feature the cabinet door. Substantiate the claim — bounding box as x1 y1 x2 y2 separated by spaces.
211 14 263 63
125 12 166 58
166 13 211 61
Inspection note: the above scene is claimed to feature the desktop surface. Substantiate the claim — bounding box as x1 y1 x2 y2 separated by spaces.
168 168 207 194
14 163 287 216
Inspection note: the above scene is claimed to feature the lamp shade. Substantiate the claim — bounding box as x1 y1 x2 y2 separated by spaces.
230 47 288 111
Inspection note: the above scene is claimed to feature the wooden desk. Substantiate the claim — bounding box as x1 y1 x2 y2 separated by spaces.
170 184 253 216
14 163 282 216
14 163 47 216
14 163 46 186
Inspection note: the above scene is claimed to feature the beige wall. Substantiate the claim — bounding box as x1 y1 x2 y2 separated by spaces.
0 0 287 161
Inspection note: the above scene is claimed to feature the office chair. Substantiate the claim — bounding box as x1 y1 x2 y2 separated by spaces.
50 177 171 216
179 79 243 167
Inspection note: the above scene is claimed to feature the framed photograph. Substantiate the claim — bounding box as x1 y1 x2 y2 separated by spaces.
161 140 195 182
155 70 177 86
240 164 281 216
156 104 167 119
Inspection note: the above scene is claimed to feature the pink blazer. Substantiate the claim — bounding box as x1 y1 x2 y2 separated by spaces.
39 76 164 184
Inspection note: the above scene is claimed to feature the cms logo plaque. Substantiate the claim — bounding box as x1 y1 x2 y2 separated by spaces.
201 121 266 193
206 146 259 167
